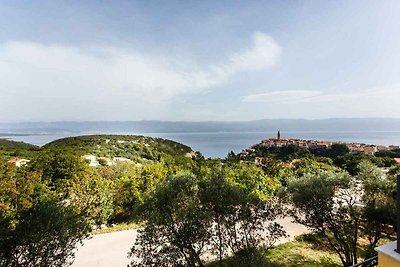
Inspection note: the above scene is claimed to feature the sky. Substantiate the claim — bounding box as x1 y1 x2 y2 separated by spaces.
0 0 400 122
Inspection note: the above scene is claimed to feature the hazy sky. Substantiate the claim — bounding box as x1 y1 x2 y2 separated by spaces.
1 0 400 122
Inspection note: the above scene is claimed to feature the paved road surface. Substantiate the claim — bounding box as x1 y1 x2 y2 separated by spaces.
72 217 308 267
72 229 137 267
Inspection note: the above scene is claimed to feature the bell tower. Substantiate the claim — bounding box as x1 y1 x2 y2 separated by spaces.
277 130 281 140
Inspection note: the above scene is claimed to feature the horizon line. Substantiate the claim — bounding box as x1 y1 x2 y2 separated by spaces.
1 117 400 124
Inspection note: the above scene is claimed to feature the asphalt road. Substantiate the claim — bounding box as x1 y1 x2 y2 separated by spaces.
71 217 308 267
72 229 137 267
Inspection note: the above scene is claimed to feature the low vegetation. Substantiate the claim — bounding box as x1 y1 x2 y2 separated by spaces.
207 233 343 267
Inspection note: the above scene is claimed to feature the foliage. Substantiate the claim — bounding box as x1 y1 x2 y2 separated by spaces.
30 152 87 188
67 171 114 225
207 233 342 267
0 161 90 266
291 158 336 177
222 162 280 200
1 135 198 225
246 143 350 162
375 148 400 158
334 153 395 175
129 173 211 267
310 144 350 159
0 139 39 159
388 165 400 176
43 135 193 159
225 151 240 162
357 161 396 257
252 144 311 161
0 200 90 267
199 172 284 266
129 165 284 267
3 133 399 266
287 171 360 266
0 162 51 213
286 163 396 267
0 139 38 151
108 160 179 222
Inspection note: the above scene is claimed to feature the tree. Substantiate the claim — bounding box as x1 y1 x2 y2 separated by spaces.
225 151 240 162
129 173 211 267
0 161 90 267
286 166 395 267
0 200 90 267
110 162 172 222
30 152 87 192
129 161 285 267
310 144 350 159
222 162 279 200
287 171 362 266
67 171 114 226
199 173 284 267
291 158 335 177
357 161 396 258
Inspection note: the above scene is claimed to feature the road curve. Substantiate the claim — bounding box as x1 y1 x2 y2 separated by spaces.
72 229 137 267
72 217 308 267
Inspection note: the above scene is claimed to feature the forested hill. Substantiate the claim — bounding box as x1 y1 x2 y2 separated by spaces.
0 139 38 150
0 135 195 162
42 135 194 159
0 139 40 157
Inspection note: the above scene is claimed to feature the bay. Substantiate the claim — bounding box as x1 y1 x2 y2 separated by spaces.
3 131 400 158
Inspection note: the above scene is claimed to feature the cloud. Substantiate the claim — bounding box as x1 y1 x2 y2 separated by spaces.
242 86 400 118
243 86 400 104
0 32 281 121
218 32 281 75
243 90 322 103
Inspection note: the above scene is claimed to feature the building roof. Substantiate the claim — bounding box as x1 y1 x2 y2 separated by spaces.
7 158 20 163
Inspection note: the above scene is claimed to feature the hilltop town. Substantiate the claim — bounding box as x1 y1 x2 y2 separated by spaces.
240 131 400 161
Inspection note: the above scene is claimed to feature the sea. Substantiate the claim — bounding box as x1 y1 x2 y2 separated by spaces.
3 131 400 158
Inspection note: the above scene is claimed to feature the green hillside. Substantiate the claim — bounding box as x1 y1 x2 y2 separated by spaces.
0 139 38 150
0 139 40 158
43 135 194 161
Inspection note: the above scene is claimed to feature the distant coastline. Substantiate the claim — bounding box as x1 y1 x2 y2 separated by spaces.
2 118 400 135
2 130 400 159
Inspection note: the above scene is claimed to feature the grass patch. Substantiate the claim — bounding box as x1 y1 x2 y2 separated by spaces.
91 222 140 235
207 233 341 267
207 232 396 267
261 240 341 267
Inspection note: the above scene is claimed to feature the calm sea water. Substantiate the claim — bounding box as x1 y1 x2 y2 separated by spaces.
3 131 400 158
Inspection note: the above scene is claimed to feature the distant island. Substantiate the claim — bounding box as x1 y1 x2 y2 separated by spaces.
2 118 400 135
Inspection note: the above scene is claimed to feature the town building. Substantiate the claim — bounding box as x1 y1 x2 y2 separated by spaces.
81 154 100 167
7 158 30 167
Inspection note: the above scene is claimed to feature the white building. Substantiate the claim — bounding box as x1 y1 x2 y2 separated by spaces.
81 155 100 167
7 158 30 167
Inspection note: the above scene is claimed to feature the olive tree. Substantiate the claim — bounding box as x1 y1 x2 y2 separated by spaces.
199 169 284 267
0 200 90 267
286 165 395 267
129 162 285 267
129 173 211 267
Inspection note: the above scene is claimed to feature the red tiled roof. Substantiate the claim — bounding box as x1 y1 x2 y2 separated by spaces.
7 158 20 163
